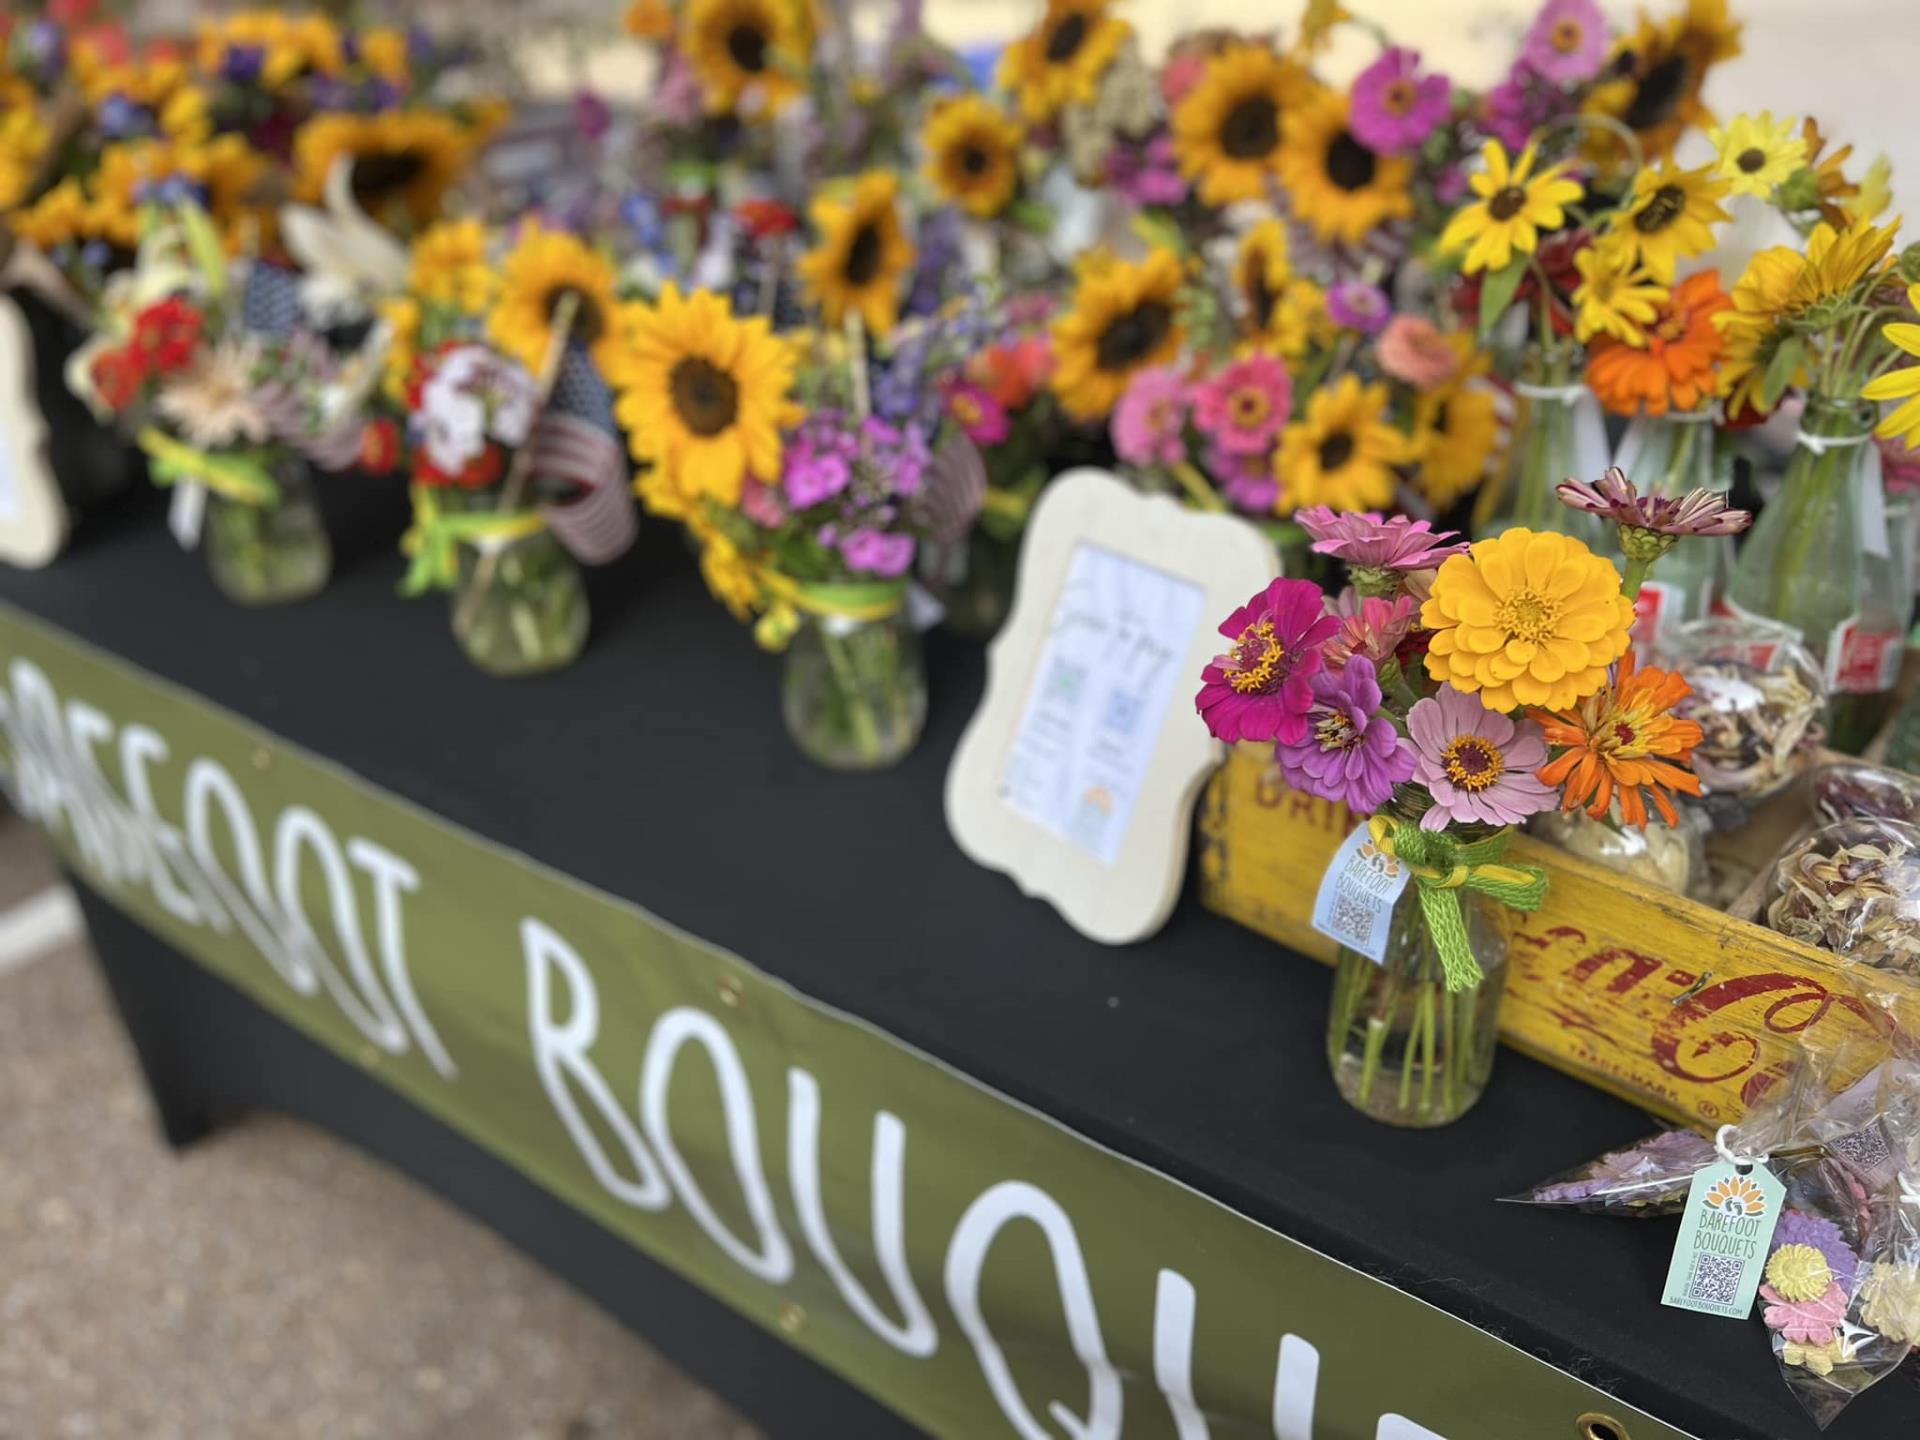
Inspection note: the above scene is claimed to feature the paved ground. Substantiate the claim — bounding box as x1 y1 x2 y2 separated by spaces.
0 818 758 1440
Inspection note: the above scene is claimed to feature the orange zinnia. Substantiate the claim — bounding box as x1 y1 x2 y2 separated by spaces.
1530 649 1704 827
1585 270 1732 417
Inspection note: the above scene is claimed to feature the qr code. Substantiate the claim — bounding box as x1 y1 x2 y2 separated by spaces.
1687 1253 1745 1307
1326 888 1375 948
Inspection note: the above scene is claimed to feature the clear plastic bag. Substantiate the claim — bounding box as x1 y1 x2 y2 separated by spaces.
1811 761 1920 827
1766 818 1920 978
1656 618 1827 805
1505 1127 1717 1215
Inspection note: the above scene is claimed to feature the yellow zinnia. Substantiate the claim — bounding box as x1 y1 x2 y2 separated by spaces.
997 0 1132 125
489 221 622 376
797 170 916 338
1172 44 1305 209
1603 162 1730 283
1422 529 1635 713
608 284 802 508
1572 244 1668 345
1862 284 1920 448
1438 140 1582 276
921 94 1024 219
681 0 806 116
1049 247 1186 423
1709 112 1806 199
1274 374 1409 514
1275 87 1414 246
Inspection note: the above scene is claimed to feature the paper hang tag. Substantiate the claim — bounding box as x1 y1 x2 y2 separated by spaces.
1661 1159 1785 1320
1310 824 1412 963
167 481 207 550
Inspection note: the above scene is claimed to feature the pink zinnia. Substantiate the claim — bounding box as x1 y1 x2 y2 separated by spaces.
1349 48 1452 156
1296 508 1470 570
1196 578 1340 746
945 380 1011 446
1190 353 1291 458
1213 448 1281 516
1484 64 1564 153
1275 658 1417 813
1377 314 1461 389
1407 686 1557 831
1522 0 1609 86
1112 365 1191 468
841 528 915 578
1327 280 1391 335
1324 589 1419 671
1557 466 1753 537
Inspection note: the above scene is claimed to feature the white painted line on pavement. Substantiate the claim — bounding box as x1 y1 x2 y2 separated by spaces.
0 886 82 976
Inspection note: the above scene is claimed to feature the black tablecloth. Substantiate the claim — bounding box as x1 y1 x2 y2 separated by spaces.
10 479 1916 1440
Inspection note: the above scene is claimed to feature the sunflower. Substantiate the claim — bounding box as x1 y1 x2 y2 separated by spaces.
1861 284 1920 448
682 0 806 116
608 284 802 508
1423 529 1636 713
1572 243 1667 345
1049 248 1186 423
1585 0 1742 161
378 296 422 406
796 171 916 338
1586 269 1730 417
998 0 1132 125
921 94 1024 220
1235 220 1293 338
1438 140 1582 276
1795 120 1861 228
1274 375 1409 513
489 220 622 376
409 219 496 314
1274 88 1413 246
1603 162 1730 283
1413 368 1500 513
1708 112 1806 199
1532 649 1703 826
1172 44 1304 209
293 111 471 230
0 91 49 211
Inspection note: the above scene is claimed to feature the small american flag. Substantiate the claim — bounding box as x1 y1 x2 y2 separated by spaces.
916 431 989 544
242 262 305 337
534 347 636 566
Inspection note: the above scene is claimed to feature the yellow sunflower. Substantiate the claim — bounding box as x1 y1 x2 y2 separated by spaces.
1708 112 1806 199
1049 247 1187 423
1863 285 1920 448
1602 162 1730 283
1172 44 1305 209
378 296 422 406
1572 243 1668 345
0 88 49 211
408 219 496 314
609 285 802 509
998 0 1132 125
1235 220 1292 336
1274 374 1410 513
682 0 806 116
489 221 622 376
1413 381 1501 513
921 94 1024 219
1585 0 1743 161
1264 277 1333 362
797 171 917 337
1438 140 1583 276
1275 88 1413 246
293 111 471 230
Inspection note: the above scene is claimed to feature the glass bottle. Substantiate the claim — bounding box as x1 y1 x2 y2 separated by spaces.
203 458 331 605
1614 407 1733 649
1474 345 1604 545
1326 889 1509 1127
449 524 589 677
782 610 927 770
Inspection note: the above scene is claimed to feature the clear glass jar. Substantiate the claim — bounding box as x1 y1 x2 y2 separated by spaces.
1474 347 1603 545
782 610 926 770
449 525 589 677
203 459 331 605
925 528 1020 640
1327 889 1509 1128
1613 407 1733 649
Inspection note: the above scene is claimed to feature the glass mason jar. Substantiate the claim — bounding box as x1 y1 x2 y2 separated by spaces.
923 528 1021 640
1614 408 1733 649
1326 889 1510 1127
782 609 927 770
449 523 589 677
1725 397 1908 754
1474 347 1604 545
203 458 331 605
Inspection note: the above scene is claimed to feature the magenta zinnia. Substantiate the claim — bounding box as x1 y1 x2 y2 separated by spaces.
1522 0 1608 84
1348 47 1452 156
1407 685 1557 831
1196 577 1340 745
1274 657 1417 813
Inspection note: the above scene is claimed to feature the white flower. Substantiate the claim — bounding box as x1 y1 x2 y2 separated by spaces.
155 340 271 450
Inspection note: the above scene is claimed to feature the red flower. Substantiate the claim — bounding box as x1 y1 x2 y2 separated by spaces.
1453 228 1589 337
412 443 504 490
735 199 799 239
90 346 147 411
130 298 204 375
358 417 402 475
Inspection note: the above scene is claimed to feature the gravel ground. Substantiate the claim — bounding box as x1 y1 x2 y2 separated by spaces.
0 819 758 1440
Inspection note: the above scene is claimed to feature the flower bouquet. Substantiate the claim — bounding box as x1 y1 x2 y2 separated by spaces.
1197 497 1717 1125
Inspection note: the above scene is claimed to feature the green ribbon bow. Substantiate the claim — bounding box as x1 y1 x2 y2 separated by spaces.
138 429 280 507
1366 817 1550 992
399 486 547 596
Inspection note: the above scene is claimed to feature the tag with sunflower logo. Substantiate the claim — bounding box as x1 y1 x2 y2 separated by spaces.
1661 1158 1784 1320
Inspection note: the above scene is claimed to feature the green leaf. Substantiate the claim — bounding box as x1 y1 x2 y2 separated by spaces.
176 202 227 302
1477 256 1528 339
1762 334 1806 410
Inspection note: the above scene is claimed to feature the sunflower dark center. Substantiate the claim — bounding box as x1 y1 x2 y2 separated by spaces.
1095 300 1173 372
1325 132 1376 191
1220 95 1279 160
1045 12 1088 62
1737 146 1767 174
669 357 740 437
1487 185 1527 221
1621 52 1690 131
1317 431 1355 472
1633 183 1687 234
844 222 884 287
546 286 605 345
349 148 424 202
958 143 990 176
726 22 769 73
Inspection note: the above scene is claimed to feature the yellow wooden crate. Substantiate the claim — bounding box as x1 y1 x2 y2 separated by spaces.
1197 746 1917 1129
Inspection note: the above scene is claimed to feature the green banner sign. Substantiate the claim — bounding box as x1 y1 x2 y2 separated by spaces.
0 602 1695 1440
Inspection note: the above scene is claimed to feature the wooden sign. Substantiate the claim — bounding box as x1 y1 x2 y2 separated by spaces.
945 468 1278 944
